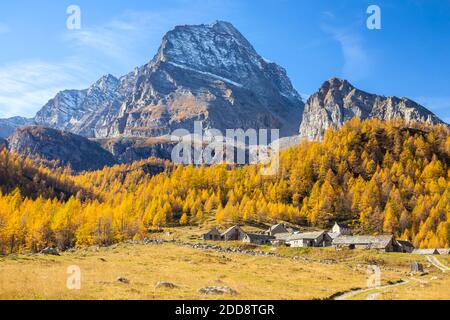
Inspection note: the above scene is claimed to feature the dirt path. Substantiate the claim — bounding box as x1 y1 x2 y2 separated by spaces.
332 280 409 300
426 256 450 272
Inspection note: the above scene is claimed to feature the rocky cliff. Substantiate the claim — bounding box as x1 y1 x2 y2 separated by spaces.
8 126 116 172
12 21 303 140
299 77 444 140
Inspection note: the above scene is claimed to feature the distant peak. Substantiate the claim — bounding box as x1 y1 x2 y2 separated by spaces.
320 77 355 94
97 74 118 83
210 20 234 27
162 20 252 51
154 20 258 72
92 74 119 91
325 77 351 86
209 20 239 32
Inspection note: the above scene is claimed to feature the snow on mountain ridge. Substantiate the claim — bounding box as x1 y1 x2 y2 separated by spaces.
2 21 303 139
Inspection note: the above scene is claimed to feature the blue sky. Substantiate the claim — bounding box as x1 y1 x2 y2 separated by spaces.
0 0 449 122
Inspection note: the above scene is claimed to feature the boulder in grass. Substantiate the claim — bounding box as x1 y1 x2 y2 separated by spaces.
155 281 178 289
199 286 237 295
117 277 130 284
41 247 60 256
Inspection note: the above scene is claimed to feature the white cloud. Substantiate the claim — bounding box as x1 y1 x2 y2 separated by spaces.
63 2 235 68
0 0 237 119
321 12 371 81
0 59 98 118
333 31 370 80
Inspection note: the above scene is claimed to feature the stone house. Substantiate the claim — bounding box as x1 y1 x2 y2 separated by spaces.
270 232 293 246
333 235 398 252
221 225 247 241
202 228 222 241
396 240 415 253
331 222 353 236
243 234 275 245
265 224 289 236
286 231 333 248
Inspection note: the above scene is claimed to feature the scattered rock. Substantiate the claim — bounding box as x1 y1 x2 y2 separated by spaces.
143 238 165 245
320 259 337 265
117 277 130 284
41 247 60 256
155 281 178 289
199 286 238 295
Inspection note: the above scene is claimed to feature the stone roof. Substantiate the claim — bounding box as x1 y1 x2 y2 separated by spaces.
203 228 221 236
245 234 275 241
221 225 245 236
266 223 289 233
267 223 282 231
396 240 415 248
287 231 325 241
333 235 393 249
412 249 439 255
328 232 341 240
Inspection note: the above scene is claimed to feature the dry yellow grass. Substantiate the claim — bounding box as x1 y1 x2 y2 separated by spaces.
2 241 447 300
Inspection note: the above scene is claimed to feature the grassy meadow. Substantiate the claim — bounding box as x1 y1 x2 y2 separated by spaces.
1 227 449 300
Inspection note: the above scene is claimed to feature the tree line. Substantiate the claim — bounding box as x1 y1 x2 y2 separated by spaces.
0 118 448 253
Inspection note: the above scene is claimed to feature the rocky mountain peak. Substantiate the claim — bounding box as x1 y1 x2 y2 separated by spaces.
299 78 444 140
320 77 355 96
152 21 301 101
91 74 120 93
157 21 258 70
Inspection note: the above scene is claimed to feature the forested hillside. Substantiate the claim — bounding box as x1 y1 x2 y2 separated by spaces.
0 146 87 200
0 119 448 254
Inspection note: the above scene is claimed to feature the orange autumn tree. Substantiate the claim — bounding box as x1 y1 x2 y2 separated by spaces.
0 118 448 253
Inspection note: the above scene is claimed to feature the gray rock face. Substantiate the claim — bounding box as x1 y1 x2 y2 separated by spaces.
97 137 175 163
13 21 303 139
34 74 136 138
108 21 304 138
7 126 116 172
0 116 33 138
299 77 444 140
